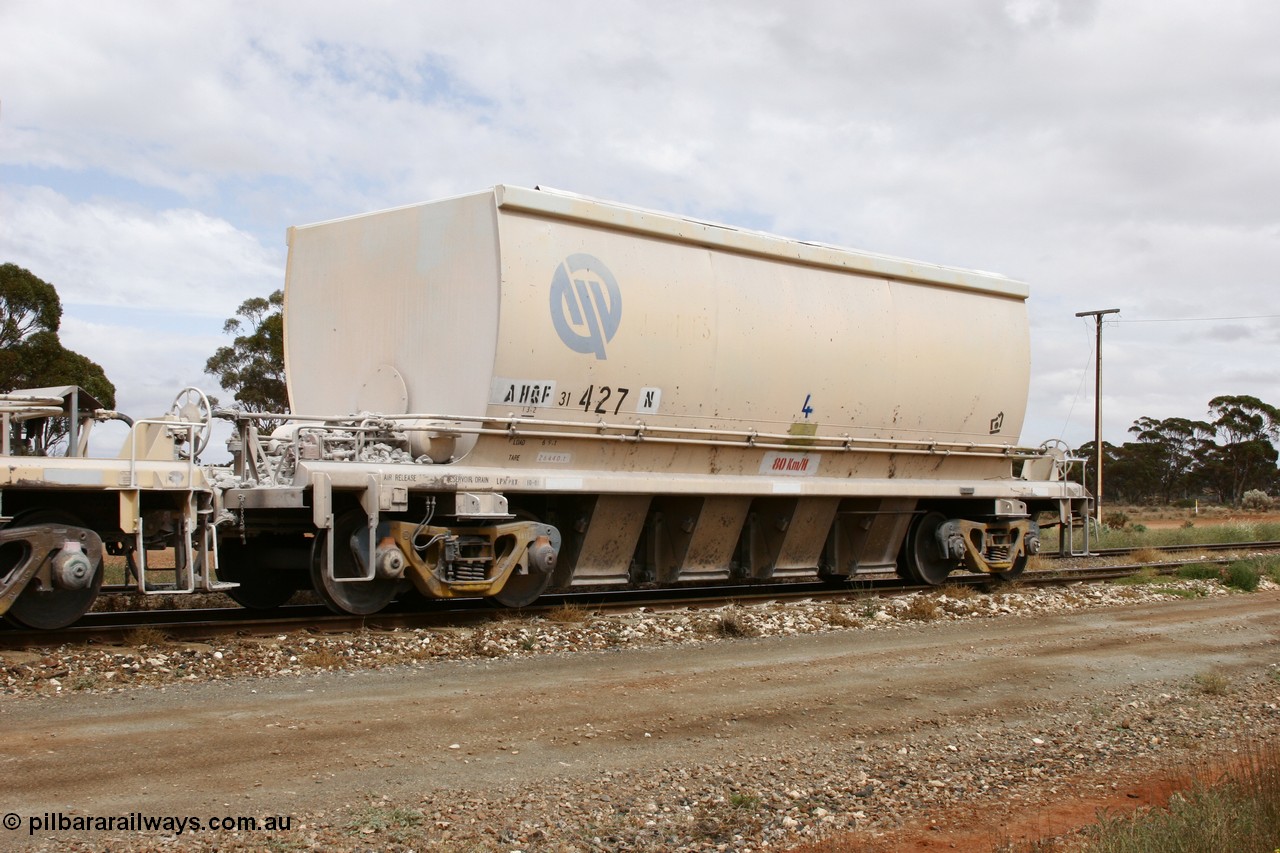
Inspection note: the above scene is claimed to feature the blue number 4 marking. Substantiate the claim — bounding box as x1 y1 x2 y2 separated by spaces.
801 394 813 419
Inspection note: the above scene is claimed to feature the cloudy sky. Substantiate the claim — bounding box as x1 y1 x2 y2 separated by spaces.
2 0 1278 457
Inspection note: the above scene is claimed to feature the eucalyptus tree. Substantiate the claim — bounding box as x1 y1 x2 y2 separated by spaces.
1127 415 1215 503
1204 395 1280 506
205 289 288 431
0 264 115 455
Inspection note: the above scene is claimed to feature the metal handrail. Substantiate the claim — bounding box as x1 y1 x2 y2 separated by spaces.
218 408 1052 461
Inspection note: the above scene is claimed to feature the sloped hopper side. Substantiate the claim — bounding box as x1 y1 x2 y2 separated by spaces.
283 190 502 462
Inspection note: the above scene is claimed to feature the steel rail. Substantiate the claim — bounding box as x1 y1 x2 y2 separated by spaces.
1041 539 1280 559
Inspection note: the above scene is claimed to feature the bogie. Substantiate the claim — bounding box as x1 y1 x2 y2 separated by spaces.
2 510 105 630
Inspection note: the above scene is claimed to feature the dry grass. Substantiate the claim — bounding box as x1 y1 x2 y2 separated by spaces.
487 608 525 624
406 644 438 662
300 647 346 670
712 610 759 638
1194 668 1231 696
822 601 860 627
937 584 983 615
1045 516 1280 551
900 594 941 621
124 626 169 647
544 602 591 624
943 583 979 601
1130 547 1172 564
467 630 504 658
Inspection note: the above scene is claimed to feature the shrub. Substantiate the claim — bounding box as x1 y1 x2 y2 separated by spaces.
1241 489 1271 511
1223 560 1262 592
1176 563 1222 581
344 804 424 842
1102 511 1130 530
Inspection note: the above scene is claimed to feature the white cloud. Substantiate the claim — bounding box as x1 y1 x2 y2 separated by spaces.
0 186 280 317
58 315 222 411
2 0 1280 454
0 187 279 459
56 314 235 458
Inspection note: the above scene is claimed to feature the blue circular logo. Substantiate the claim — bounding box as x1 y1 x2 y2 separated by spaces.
550 254 621 360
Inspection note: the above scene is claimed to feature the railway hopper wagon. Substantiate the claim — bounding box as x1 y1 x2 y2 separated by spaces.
218 185 1087 615
0 185 1089 628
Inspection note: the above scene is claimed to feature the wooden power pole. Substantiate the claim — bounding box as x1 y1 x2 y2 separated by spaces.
1075 308 1120 525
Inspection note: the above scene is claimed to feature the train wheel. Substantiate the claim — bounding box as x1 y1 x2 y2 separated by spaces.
901 511 958 586
225 574 296 610
991 553 1028 583
490 564 552 608
218 539 298 610
488 508 554 608
3 510 104 630
393 585 432 609
309 509 399 615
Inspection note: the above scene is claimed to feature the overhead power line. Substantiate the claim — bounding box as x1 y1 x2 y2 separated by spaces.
1116 313 1280 324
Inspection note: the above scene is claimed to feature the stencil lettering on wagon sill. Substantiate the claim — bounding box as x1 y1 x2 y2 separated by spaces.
490 379 557 409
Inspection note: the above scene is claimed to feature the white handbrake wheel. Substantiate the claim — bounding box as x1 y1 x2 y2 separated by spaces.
168 386 213 457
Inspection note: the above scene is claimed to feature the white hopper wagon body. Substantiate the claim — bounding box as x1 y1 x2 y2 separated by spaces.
0 187 1089 626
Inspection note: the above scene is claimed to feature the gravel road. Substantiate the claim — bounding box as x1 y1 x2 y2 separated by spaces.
1 580 1277 852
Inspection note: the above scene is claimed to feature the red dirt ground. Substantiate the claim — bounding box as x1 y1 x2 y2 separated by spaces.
788 761 1230 852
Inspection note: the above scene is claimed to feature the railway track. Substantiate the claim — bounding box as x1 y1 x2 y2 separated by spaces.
1043 539 1280 559
4 542 1265 649
1 581 901 648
